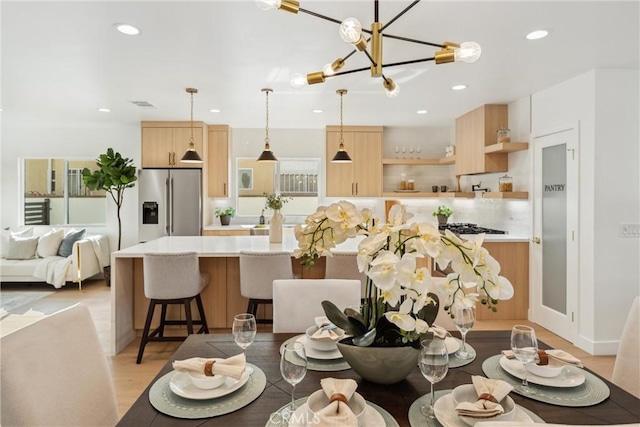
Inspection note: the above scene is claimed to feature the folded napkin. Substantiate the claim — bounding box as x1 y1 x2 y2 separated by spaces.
455 375 513 419
501 349 583 368
313 316 341 340
428 324 449 339
172 353 246 380
315 378 359 427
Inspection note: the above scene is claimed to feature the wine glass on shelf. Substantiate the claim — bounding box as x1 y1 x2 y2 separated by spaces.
280 341 307 419
416 146 422 158
510 325 538 393
394 145 400 158
401 145 407 158
419 338 449 418
232 313 257 356
409 145 415 158
452 304 475 359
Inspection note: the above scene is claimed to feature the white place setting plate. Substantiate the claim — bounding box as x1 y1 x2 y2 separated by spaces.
433 392 544 427
287 402 386 427
295 336 343 360
499 356 585 388
169 368 250 400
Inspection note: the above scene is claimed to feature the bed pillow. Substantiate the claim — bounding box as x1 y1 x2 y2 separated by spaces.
5 235 39 260
57 229 86 258
0 227 34 258
36 228 65 258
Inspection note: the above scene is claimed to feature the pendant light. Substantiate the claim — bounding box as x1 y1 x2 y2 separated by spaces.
257 88 277 162
180 87 203 163
331 89 352 163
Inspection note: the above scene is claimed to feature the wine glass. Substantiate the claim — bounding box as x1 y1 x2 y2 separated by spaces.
416 146 422 158
232 313 257 355
409 145 415 158
280 341 307 419
510 325 538 393
401 145 407 158
419 338 449 417
452 304 475 359
394 145 400 158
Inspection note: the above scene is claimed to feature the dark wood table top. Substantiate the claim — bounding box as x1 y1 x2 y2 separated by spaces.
117 331 640 426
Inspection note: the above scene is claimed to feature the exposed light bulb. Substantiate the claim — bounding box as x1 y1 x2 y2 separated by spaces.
115 23 140 35
452 84 468 91
383 79 400 98
454 42 482 63
322 63 336 76
290 73 308 89
526 30 549 40
255 0 279 10
339 18 362 44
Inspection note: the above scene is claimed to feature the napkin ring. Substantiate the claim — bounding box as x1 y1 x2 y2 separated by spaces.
329 393 349 405
536 350 549 366
204 360 215 377
477 393 499 404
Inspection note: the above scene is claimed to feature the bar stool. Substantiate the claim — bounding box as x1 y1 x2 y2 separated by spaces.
137 252 209 364
324 253 367 298
239 251 294 324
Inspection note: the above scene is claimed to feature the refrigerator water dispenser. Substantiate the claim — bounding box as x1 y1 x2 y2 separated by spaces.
142 202 159 224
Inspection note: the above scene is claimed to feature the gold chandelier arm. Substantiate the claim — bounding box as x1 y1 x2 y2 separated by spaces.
297 7 372 34
381 33 446 48
379 0 422 32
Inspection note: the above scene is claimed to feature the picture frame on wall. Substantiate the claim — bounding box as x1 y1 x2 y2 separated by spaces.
238 168 253 190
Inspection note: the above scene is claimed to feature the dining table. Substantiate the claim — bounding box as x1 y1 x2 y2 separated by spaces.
117 331 640 427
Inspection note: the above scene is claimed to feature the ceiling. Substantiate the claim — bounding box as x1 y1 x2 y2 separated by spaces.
2 1 638 129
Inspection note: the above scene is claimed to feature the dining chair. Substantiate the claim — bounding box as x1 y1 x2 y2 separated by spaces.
137 251 210 364
324 253 367 298
239 251 294 324
612 295 640 398
272 279 361 333
0 303 119 426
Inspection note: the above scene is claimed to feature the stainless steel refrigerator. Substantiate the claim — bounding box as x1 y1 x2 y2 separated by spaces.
138 169 202 242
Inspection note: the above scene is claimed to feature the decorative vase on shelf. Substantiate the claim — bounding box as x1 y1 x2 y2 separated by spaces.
269 210 283 243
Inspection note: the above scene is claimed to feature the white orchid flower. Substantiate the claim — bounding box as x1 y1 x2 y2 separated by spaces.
457 292 480 307
325 200 362 232
415 318 429 334
386 204 413 232
384 298 416 331
395 253 417 288
358 231 389 257
367 250 400 291
380 283 405 307
410 223 444 259
485 275 514 300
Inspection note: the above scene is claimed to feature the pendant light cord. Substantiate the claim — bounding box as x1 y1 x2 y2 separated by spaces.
339 91 344 146
265 90 270 148
189 91 195 147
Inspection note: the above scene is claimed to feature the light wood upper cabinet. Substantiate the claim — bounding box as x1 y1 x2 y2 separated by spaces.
141 121 206 169
455 105 509 175
326 126 382 197
207 125 230 197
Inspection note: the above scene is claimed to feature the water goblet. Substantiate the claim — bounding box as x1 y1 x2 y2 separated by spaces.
232 313 257 356
280 341 307 419
510 325 538 393
409 145 416 158
401 145 407 158
416 146 422 158
452 304 475 359
394 145 400 158
419 338 449 418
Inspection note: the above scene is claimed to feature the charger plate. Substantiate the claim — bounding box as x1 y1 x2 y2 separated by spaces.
265 397 399 427
482 355 610 406
447 338 476 369
408 389 545 427
280 335 350 372
149 364 266 419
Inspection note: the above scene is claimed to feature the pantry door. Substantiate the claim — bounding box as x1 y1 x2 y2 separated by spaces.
531 126 579 342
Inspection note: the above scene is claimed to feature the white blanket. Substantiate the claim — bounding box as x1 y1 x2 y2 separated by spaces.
87 235 110 270
33 256 72 289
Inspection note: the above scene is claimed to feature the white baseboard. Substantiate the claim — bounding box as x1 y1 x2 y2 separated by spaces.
575 334 620 355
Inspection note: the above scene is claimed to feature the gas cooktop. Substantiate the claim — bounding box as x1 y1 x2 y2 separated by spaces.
439 223 507 235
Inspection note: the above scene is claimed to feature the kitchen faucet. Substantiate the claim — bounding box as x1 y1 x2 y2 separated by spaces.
472 182 488 192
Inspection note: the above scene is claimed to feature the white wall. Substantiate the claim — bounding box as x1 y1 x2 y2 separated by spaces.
532 69 640 354
1 121 141 251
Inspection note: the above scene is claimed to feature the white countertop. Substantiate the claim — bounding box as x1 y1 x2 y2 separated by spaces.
114 232 529 258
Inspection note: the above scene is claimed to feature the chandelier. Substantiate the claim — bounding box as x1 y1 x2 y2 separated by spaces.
257 0 481 97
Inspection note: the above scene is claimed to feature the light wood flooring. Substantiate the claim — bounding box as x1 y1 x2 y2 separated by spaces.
1 280 617 419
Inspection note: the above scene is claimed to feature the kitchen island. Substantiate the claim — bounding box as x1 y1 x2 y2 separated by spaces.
110 233 529 355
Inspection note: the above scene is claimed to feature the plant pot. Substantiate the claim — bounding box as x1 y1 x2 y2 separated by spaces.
336 338 419 384
437 214 448 225
219 215 231 226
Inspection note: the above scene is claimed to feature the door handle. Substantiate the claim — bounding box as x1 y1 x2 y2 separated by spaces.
532 237 541 244
223 183 227 196
355 182 358 195
168 152 172 166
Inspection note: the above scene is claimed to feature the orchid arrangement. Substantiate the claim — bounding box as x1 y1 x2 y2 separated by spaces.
293 201 514 348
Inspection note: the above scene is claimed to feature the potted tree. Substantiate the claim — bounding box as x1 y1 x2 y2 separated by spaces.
432 205 453 225
82 148 137 283
215 207 235 226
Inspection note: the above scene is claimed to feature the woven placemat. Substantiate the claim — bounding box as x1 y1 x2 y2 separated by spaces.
448 338 476 369
149 364 266 419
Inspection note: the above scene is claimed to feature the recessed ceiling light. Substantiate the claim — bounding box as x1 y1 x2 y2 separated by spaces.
312 109 324 113
115 23 140 36
416 110 428 114
97 108 111 112
526 30 548 40
209 109 221 113
452 84 468 91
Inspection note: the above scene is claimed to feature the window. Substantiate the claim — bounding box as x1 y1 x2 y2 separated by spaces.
23 158 107 225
